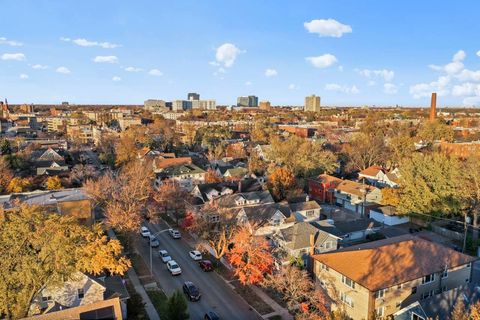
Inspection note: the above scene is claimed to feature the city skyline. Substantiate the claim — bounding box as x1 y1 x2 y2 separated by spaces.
1 1 480 106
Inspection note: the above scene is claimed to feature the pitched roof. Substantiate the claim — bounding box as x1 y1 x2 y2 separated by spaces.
154 157 192 170
335 179 378 197
359 165 384 177
280 222 331 250
313 235 477 291
241 203 292 223
289 200 321 212
316 174 343 187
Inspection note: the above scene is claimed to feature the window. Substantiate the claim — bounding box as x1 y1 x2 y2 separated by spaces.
375 307 384 317
412 313 425 320
397 284 402 290
77 288 84 299
324 241 333 250
441 269 448 278
306 210 315 217
341 275 355 289
41 295 52 302
422 273 435 284
272 219 280 226
320 263 329 271
420 290 434 300
412 286 417 294
340 292 354 308
374 289 385 299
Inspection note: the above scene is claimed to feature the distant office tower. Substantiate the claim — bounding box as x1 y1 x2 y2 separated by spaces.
259 101 271 110
237 95 259 107
429 92 437 121
188 93 200 101
191 99 217 110
304 95 321 112
144 99 167 111
172 100 193 111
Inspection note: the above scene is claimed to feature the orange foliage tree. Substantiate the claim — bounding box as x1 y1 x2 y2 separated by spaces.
227 227 273 285
153 180 191 225
204 168 223 183
268 166 296 201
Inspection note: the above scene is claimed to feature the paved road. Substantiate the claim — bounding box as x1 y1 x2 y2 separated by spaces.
135 221 261 320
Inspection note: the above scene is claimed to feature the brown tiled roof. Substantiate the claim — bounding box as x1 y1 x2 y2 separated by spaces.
313 235 477 291
316 174 343 187
335 179 378 197
154 157 192 169
359 165 384 177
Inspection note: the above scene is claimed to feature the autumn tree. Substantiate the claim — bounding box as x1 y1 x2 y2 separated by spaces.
45 175 63 190
268 166 296 201
343 132 387 172
153 180 191 225
248 151 267 176
262 265 314 310
7 177 31 193
0 204 131 319
460 155 480 240
69 164 99 186
204 168 223 183
417 119 454 145
381 188 401 207
267 136 337 177
397 152 462 216
228 227 274 285
84 161 153 233
0 156 14 194
115 127 146 167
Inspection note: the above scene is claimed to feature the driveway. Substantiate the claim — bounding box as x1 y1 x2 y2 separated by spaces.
135 221 261 320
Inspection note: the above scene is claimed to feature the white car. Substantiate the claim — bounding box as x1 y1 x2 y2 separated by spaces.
189 250 202 261
169 229 181 239
159 250 172 263
167 260 182 276
141 226 151 238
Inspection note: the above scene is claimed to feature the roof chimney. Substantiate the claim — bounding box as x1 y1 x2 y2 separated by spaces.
429 92 437 121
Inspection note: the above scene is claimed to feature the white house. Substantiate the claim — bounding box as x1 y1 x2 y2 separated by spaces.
370 205 409 226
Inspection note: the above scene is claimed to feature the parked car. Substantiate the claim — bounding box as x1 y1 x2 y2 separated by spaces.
150 236 160 248
167 260 182 276
169 228 181 239
204 311 220 320
189 250 202 261
182 281 201 301
141 226 151 238
158 250 172 263
199 260 213 272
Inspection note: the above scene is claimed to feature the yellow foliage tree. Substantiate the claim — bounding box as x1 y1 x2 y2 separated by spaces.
6 177 31 193
46 176 63 190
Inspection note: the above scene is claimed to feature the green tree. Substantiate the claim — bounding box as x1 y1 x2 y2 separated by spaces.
397 152 462 216
0 204 131 319
417 119 454 145
164 290 189 320
0 139 12 155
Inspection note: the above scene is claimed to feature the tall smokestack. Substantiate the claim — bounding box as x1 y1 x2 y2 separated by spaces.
429 92 437 121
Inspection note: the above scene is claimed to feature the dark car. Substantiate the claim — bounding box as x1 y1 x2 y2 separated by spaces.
199 260 213 272
204 311 220 320
182 281 201 301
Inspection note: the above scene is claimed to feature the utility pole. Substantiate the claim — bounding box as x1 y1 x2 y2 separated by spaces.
463 214 471 253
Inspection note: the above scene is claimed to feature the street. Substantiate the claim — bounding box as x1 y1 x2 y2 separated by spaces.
135 221 261 320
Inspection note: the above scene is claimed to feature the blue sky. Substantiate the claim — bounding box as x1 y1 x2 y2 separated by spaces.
1 0 480 106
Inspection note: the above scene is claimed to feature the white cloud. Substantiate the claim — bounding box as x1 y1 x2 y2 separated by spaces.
451 83 480 97
304 19 352 38
148 69 163 76
245 81 252 86
19 74 29 79
367 80 376 86
56 66 71 74
288 84 299 90
429 50 465 75
325 83 360 94
306 54 338 68
0 37 23 46
1 53 26 61
409 75 450 99
463 96 480 105
61 37 119 48
383 83 398 94
338 65 344 72
265 68 278 77
31 64 48 70
477 50 480 57
456 69 480 82
215 43 243 68
124 66 142 72
356 68 394 82
112 76 122 82
93 55 118 63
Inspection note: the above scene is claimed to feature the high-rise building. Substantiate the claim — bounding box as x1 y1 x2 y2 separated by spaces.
429 92 437 121
172 100 192 111
188 93 200 101
144 99 166 111
259 101 271 111
304 95 321 112
237 95 259 107
191 100 216 110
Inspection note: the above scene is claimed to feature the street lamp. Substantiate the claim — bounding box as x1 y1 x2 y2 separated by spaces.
148 228 171 276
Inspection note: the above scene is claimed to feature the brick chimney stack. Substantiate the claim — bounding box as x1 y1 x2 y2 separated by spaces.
429 92 437 121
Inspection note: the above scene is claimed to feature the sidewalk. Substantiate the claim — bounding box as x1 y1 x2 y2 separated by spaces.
108 229 160 320
251 285 294 320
